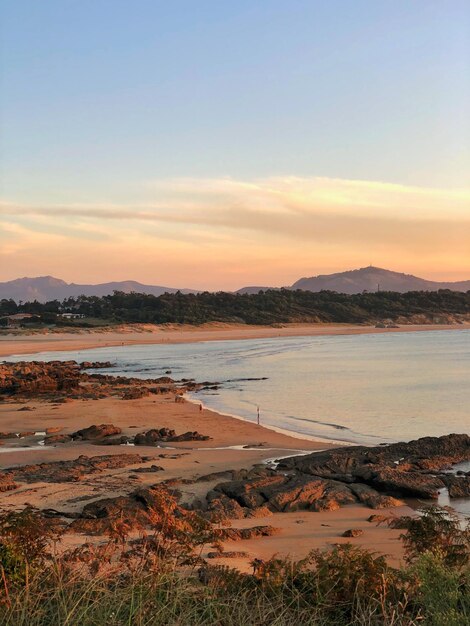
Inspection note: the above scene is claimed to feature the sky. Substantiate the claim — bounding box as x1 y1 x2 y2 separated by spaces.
1 1 469 290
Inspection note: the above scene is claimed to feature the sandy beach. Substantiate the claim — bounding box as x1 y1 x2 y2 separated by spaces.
0 324 459 568
1 321 469 358
0 317 424 573
0 390 412 570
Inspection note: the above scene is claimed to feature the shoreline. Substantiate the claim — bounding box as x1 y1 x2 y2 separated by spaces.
1 321 469 359
186 394 353 448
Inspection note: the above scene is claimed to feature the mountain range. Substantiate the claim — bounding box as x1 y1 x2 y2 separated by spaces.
0 276 197 303
1 267 469 302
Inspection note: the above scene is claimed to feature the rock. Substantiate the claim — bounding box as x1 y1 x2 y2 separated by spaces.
79 361 114 369
215 526 279 541
134 428 210 445
44 434 73 445
0 473 18 492
207 495 247 520
342 529 364 538
122 388 150 400
0 361 81 396
175 395 185 403
70 484 180 535
367 514 389 524
17 406 35 411
442 475 470 498
207 551 249 559
214 474 356 513
278 434 470 499
6 454 150 483
354 466 445 499
279 434 470 477
95 436 132 446
132 465 164 473
348 483 404 508
0 432 19 440
72 424 122 440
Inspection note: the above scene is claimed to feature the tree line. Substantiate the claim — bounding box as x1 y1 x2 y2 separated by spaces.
1 288 470 326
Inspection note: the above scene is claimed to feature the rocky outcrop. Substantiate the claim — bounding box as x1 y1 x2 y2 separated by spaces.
0 360 207 402
280 434 470 476
0 361 80 396
70 484 183 535
202 467 399 519
278 434 470 500
198 435 469 521
6 454 152 483
134 428 210 445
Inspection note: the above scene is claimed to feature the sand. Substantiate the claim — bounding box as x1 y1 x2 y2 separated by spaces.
1 321 469 358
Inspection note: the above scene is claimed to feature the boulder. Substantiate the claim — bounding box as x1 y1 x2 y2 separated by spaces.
442 475 470 498
72 424 122 440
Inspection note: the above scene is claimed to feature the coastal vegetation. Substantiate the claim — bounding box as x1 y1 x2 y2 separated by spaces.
1 288 470 327
0 504 468 625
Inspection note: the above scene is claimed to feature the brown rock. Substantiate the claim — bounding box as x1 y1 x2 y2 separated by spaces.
122 387 150 400
44 434 73 445
342 529 364 538
0 473 18 492
7 454 149 483
442 475 470 498
72 424 122 440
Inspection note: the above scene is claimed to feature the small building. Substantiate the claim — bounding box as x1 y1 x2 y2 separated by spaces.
59 313 85 320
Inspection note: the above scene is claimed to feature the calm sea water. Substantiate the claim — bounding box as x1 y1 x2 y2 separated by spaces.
11 329 470 446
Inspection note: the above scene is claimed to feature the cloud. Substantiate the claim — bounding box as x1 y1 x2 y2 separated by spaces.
1 176 469 287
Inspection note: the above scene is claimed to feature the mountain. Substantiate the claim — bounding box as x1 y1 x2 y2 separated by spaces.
291 266 470 294
2 267 470 302
0 276 198 303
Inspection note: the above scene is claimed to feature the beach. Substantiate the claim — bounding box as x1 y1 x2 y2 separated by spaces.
1 320 470 358
0 327 433 570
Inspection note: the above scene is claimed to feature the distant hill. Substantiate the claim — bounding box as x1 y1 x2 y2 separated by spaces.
2 267 470 302
0 276 198 303
291 266 470 294
236 286 278 295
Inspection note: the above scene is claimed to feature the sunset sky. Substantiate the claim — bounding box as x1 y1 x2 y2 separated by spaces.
1 1 469 290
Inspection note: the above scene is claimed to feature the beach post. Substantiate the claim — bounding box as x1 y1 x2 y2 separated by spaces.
257 405 260 425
